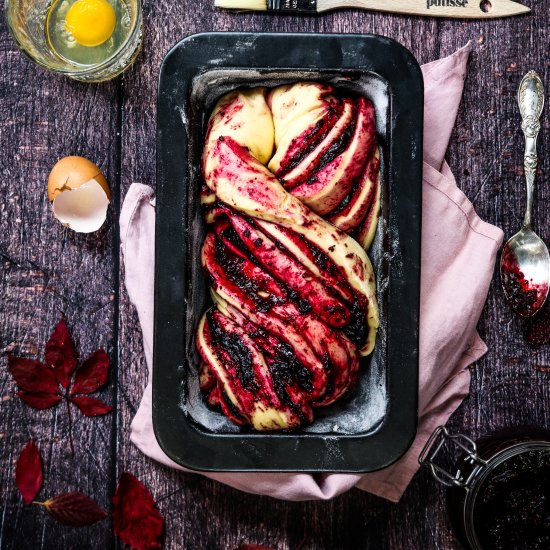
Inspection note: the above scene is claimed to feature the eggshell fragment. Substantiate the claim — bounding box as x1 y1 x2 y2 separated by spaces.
52 179 110 233
48 156 110 233
48 156 110 201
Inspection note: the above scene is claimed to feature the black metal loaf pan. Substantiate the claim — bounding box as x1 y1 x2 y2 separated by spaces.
153 32 423 472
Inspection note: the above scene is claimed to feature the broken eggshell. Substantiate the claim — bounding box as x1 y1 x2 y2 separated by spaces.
48 156 110 233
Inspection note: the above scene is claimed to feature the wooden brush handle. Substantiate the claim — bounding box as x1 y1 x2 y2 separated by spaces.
318 0 530 18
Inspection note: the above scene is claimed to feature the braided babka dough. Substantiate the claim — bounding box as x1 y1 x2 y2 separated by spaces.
196 83 381 430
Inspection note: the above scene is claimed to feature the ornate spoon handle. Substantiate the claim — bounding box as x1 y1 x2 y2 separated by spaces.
518 71 544 229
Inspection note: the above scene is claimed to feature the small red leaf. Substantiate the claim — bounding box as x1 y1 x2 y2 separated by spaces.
45 318 78 389
15 440 43 505
8 356 59 394
18 392 63 410
113 472 164 550
71 349 110 395
39 492 107 527
70 396 113 416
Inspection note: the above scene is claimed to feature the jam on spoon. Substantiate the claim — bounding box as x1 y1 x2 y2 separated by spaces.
500 71 549 318
501 242 547 318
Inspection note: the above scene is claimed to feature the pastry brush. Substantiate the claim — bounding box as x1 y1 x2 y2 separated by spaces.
214 0 530 19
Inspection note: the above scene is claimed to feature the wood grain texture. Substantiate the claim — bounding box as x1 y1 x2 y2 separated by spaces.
1 0 549 548
0 9 120 547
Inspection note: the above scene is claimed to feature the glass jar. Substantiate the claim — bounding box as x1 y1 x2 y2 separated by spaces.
420 426 550 550
5 0 143 82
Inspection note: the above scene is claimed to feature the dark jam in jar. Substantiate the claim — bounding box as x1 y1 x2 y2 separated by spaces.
473 449 550 550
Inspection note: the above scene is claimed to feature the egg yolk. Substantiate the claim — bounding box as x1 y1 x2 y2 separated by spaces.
65 0 116 47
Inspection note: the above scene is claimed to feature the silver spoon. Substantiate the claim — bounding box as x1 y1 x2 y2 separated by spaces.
501 70 549 317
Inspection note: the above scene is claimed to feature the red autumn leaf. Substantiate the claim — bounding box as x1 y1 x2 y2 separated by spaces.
8 356 59 394
113 473 164 550
38 492 107 527
18 392 63 410
70 396 113 416
7 317 113 452
45 318 78 389
15 440 43 505
71 349 110 395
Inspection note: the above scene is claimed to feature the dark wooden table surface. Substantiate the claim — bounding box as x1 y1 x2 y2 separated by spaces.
2 1 550 549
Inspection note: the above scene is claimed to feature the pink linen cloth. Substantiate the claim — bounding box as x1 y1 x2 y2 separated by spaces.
119 43 504 503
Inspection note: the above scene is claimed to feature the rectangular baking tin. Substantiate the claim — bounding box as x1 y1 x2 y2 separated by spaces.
154 33 423 472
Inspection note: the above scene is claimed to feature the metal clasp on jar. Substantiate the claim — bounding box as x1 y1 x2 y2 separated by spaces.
419 426 488 490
